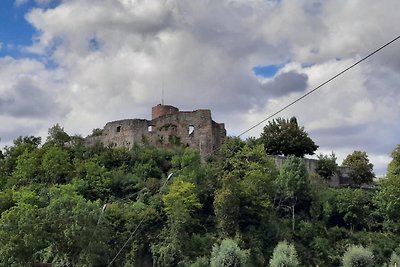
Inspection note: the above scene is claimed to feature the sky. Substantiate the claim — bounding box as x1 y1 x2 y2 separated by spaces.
1 0 400 176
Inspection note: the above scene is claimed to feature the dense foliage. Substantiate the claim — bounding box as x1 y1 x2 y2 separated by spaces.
316 152 338 179
342 151 375 185
0 125 399 266
259 117 318 157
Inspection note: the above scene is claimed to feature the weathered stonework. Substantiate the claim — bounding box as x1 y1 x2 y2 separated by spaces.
85 104 226 157
271 155 354 187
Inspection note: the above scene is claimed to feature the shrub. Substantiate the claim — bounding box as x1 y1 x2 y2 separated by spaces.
342 245 374 267
210 239 248 267
269 241 299 267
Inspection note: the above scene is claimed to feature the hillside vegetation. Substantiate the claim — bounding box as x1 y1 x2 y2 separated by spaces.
1 124 400 267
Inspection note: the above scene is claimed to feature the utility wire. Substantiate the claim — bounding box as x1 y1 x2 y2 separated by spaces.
106 216 147 267
238 34 400 137
107 172 175 267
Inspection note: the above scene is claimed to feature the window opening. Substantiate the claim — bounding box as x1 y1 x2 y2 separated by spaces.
188 125 194 135
116 126 121 133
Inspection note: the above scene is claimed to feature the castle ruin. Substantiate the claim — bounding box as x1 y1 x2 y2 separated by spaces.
85 104 227 156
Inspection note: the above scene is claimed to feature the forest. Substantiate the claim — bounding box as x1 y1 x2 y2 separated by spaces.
1 120 400 267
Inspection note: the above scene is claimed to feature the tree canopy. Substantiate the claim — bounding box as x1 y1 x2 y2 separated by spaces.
342 151 374 185
259 117 318 157
269 241 299 267
1 125 400 267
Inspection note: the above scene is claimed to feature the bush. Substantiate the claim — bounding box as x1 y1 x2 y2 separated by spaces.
269 241 299 267
210 239 248 267
316 152 337 179
342 245 374 267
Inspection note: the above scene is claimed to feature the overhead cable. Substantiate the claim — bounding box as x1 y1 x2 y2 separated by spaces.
238 34 400 137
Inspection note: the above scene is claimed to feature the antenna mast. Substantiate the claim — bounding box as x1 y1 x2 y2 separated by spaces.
162 80 165 105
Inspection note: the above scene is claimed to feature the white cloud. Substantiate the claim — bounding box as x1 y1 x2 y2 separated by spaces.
1 0 400 175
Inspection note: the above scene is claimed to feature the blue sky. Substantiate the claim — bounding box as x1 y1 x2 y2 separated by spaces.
253 64 282 78
0 1 35 57
1 0 400 175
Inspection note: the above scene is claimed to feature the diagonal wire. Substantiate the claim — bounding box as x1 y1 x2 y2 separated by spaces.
238 34 400 137
106 171 176 267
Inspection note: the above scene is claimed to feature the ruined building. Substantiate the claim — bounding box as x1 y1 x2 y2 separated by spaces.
85 104 227 157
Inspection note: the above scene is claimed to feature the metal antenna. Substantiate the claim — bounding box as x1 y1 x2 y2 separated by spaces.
162 80 165 105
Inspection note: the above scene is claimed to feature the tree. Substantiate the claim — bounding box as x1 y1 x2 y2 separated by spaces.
41 184 110 266
45 124 70 147
316 152 337 179
214 175 240 237
41 147 72 184
342 151 374 185
210 239 248 267
374 145 400 223
342 245 374 267
163 180 202 226
2 136 42 176
259 117 318 157
13 136 42 147
0 191 46 266
155 180 202 266
269 241 299 267
387 144 400 179
12 148 42 186
274 156 311 231
335 188 373 231
73 159 112 201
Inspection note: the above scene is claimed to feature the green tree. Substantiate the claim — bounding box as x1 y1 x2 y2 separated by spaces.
335 188 373 231
342 151 374 185
214 175 240 238
210 238 248 267
155 180 202 266
342 245 374 267
229 144 278 235
12 148 42 186
74 159 112 201
13 136 42 147
275 156 311 231
2 136 41 177
163 180 202 225
269 241 299 267
374 146 400 223
316 152 337 179
45 123 70 147
41 147 72 184
41 184 110 266
0 191 46 266
387 145 400 179
259 117 318 157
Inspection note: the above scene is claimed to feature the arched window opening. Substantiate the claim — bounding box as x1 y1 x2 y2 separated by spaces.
188 125 195 135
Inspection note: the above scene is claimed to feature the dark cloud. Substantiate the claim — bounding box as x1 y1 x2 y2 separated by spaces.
311 123 400 156
0 77 66 118
262 71 308 97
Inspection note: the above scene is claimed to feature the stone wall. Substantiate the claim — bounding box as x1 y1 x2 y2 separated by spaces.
271 155 353 187
85 105 226 157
